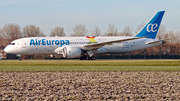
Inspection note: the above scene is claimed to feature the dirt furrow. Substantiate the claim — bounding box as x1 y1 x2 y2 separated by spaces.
0 72 180 100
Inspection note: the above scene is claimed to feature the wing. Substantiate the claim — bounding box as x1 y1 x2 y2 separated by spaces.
81 36 146 50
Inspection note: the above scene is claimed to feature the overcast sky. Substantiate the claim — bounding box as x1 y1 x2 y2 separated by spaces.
0 0 180 36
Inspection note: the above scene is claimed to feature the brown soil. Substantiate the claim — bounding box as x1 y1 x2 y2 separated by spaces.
0 72 180 100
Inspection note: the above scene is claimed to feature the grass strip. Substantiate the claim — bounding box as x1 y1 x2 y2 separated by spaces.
0 66 180 72
0 59 180 66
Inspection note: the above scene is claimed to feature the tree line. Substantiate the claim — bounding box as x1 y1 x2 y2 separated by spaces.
0 23 180 59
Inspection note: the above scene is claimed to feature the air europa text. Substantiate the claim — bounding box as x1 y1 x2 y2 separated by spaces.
30 39 70 46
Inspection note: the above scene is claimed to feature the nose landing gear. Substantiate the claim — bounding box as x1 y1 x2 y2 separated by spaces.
17 54 22 61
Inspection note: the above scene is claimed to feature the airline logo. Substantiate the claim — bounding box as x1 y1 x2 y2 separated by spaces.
30 39 70 47
146 23 158 32
86 36 97 44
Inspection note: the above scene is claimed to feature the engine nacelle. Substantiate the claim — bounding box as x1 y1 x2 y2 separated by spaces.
54 47 82 58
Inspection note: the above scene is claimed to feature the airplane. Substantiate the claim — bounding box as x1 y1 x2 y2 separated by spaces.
4 11 166 61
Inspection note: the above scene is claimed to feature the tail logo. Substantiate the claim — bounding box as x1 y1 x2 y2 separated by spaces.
146 23 158 32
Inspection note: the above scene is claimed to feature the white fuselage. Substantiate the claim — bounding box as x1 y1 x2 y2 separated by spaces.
4 36 161 55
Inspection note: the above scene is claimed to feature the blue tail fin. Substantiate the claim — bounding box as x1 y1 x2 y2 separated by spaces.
135 11 165 39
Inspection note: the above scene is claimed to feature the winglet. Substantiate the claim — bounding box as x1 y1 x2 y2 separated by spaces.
135 11 165 39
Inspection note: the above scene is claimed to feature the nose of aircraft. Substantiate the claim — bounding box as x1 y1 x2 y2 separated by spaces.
4 46 8 53
4 45 20 54
4 46 10 53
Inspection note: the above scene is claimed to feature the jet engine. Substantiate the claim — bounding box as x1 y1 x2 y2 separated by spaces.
54 47 82 58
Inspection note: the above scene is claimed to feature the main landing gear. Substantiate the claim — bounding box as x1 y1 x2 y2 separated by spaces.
80 55 96 60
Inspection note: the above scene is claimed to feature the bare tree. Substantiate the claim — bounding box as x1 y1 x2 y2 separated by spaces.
22 25 45 37
71 24 88 36
104 24 118 36
119 26 132 36
50 26 66 37
0 36 6 48
91 26 101 36
156 24 166 40
0 23 22 45
176 31 180 43
136 23 146 34
165 31 178 44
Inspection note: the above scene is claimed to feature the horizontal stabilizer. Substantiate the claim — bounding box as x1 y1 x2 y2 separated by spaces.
145 38 173 45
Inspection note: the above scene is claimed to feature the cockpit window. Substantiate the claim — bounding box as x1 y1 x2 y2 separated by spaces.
9 43 15 45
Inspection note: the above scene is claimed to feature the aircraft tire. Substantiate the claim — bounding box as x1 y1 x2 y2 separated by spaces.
91 56 96 60
80 56 84 60
80 56 96 60
86 56 90 60
19 57 22 61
